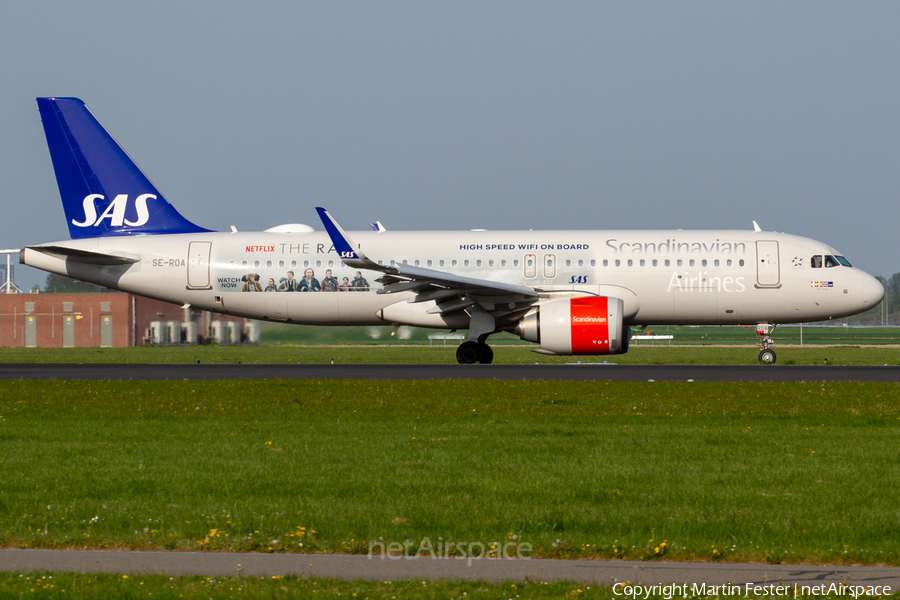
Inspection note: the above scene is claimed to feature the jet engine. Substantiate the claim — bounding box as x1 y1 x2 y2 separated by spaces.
514 296 627 355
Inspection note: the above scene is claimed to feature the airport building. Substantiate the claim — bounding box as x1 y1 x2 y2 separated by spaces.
0 293 257 348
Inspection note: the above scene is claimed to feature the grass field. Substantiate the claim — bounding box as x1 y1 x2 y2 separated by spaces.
1 380 898 567
256 324 900 347
0 572 624 599
0 344 898 365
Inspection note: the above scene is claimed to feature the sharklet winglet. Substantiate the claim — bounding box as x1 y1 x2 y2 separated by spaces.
315 207 379 270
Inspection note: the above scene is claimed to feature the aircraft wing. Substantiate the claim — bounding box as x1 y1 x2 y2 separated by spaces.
316 208 538 315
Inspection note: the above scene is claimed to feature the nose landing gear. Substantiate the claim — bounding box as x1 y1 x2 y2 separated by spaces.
756 324 776 364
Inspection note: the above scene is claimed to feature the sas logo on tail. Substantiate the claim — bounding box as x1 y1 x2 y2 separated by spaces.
72 194 154 228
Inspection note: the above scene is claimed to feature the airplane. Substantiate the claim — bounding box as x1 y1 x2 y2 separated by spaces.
20 97 885 364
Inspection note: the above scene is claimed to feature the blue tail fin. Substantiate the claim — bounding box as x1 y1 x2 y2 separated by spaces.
36 97 212 239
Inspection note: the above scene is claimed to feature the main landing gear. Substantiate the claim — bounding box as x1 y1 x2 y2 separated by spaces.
756 323 776 364
456 306 496 364
456 341 494 364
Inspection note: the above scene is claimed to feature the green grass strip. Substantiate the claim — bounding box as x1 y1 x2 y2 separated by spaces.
1 344 899 364
1 381 898 565
0 572 625 599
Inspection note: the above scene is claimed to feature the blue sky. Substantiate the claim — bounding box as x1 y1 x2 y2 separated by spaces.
2 2 898 289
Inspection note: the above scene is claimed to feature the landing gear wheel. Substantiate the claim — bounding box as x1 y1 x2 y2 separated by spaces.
456 341 494 364
477 343 493 364
758 349 777 364
457 341 481 364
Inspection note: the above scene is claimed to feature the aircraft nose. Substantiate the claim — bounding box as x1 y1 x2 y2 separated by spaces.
860 272 885 307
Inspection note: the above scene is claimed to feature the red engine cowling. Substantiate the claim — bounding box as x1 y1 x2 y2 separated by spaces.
515 296 627 355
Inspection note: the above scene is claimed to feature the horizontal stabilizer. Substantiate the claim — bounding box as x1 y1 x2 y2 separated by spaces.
26 245 140 265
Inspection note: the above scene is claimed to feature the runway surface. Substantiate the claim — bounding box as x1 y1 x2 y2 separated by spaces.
1 549 898 589
1 363 900 382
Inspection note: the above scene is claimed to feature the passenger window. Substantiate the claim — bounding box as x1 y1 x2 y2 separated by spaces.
439 260 445 267
615 259 621 267
739 259 745 267
565 259 571 267
627 259 633 267
640 259 645 267
714 259 719 267
241 260 248 268
811 255 822 268
603 259 608 267
278 260 284 268
665 259 670 267
701 259 707 267
426 259 432 267
677 260 683 267
451 259 457 267
825 255 839 268
475 259 481 267
578 259 584 267
316 260 321 268
590 259 596 267
414 260 420 266
513 259 519 267
652 259 658 267
464 260 470 267
488 259 494 267
291 260 297 268
726 259 732 267
500 259 507 267
266 260 272 268
689 259 695 267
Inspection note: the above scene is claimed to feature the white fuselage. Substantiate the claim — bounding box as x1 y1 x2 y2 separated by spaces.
22 227 884 328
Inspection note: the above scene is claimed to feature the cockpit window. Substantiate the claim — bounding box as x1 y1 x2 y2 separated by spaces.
825 255 839 268
811 255 822 268
835 256 851 267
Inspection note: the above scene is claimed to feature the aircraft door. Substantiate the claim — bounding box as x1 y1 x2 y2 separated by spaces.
756 241 780 287
187 242 212 289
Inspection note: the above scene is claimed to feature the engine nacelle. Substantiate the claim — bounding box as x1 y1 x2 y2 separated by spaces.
515 296 627 355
